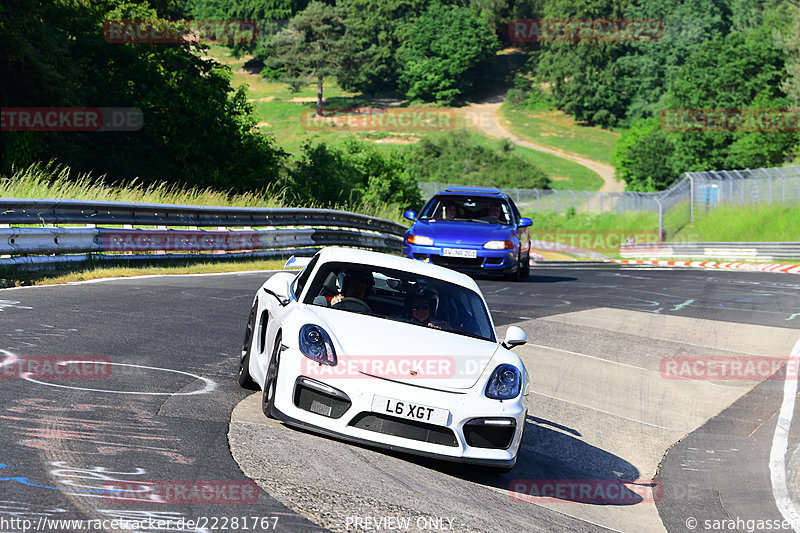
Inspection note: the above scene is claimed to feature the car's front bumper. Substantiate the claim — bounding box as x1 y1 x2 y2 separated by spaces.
272 350 527 467
402 244 519 275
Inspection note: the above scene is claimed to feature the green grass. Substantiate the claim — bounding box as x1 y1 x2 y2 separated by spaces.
499 101 620 166
673 205 800 242
498 143 603 191
524 210 659 231
0 162 409 224
523 211 660 256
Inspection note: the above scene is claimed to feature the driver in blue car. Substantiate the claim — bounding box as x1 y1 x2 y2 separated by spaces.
330 270 373 307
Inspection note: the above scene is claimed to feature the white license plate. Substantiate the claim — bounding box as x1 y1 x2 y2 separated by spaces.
372 395 450 426
442 248 477 258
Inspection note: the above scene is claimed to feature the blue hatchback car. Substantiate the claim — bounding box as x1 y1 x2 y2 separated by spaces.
402 187 533 280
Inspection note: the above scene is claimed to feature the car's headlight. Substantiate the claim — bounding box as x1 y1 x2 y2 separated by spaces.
299 325 337 366
485 364 521 399
406 234 434 246
484 240 515 250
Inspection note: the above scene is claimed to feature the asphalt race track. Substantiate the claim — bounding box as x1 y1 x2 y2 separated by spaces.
1 264 799 532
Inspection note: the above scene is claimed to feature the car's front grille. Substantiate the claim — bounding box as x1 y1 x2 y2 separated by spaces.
348 412 458 447
430 255 482 268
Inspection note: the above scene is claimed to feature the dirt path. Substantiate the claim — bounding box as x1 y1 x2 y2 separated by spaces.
465 101 625 193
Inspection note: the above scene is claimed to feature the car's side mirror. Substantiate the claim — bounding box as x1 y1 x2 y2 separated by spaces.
519 218 533 228
502 326 527 349
403 210 417 221
263 272 295 306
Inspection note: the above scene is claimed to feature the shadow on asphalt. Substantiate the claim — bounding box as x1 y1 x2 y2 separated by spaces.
281 416 647 506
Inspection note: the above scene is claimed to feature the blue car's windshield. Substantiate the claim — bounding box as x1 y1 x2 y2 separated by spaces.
419 195 512 225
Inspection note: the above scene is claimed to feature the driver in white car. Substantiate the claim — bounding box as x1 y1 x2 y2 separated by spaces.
330 270 373 307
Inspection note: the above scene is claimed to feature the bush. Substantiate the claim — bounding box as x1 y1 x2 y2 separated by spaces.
286 138 422 208
405 130 550 189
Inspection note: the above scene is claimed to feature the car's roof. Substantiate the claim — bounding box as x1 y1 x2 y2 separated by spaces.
437 186 505 198
314 247 480 290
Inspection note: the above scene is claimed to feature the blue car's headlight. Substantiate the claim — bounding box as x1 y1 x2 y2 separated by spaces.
299 325 337 366
485 364 521 399
406 234 434 246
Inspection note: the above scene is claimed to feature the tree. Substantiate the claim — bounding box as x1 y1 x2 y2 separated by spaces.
286 138 421 207
338 0 429 94
616 0 732 124
0 0 286 191
267 1 351 116
404 130 550 188
666 28 796 173
397 2 497 103
530 0 636 128
613 118 676 191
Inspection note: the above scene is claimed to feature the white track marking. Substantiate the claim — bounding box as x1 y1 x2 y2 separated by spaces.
9 358 217 396
769 337 800 532
526 343 646 371
529 390 685 432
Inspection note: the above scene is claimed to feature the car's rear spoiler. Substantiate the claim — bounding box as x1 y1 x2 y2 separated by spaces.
284 255 313 270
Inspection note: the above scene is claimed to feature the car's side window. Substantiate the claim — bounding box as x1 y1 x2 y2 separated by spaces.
508 200 521 224
293 254 320 299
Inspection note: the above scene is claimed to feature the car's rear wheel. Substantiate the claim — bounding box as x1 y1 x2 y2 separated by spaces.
238 304 258 390
261 332 282 418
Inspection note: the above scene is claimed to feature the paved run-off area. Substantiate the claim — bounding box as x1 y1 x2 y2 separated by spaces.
230 303 799 532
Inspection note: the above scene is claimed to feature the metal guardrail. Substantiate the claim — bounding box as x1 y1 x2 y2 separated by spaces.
621 242 800 262
0 198 407 269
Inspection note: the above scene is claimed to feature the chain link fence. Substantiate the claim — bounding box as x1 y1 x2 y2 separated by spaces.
419 165 800 239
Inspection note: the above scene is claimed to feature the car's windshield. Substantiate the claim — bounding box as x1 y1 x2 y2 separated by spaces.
303 262 496 342
419 195 512 225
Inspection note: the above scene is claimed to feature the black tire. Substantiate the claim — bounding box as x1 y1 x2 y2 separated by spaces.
261 332 282 418
504 256 521 282
238 304 258 390
520 253 530 279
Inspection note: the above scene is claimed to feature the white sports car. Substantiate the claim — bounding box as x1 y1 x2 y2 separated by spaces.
238 247 529 471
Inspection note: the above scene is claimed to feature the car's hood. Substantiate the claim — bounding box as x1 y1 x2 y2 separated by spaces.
305 306 499 390
411 220 514 246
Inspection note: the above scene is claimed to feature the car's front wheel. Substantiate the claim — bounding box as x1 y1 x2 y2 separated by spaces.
520 253 530 279
238 304 258 390
261 332 282 418
504 255 522 282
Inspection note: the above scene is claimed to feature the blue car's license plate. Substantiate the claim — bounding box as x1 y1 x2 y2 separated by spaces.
442 248 477 258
